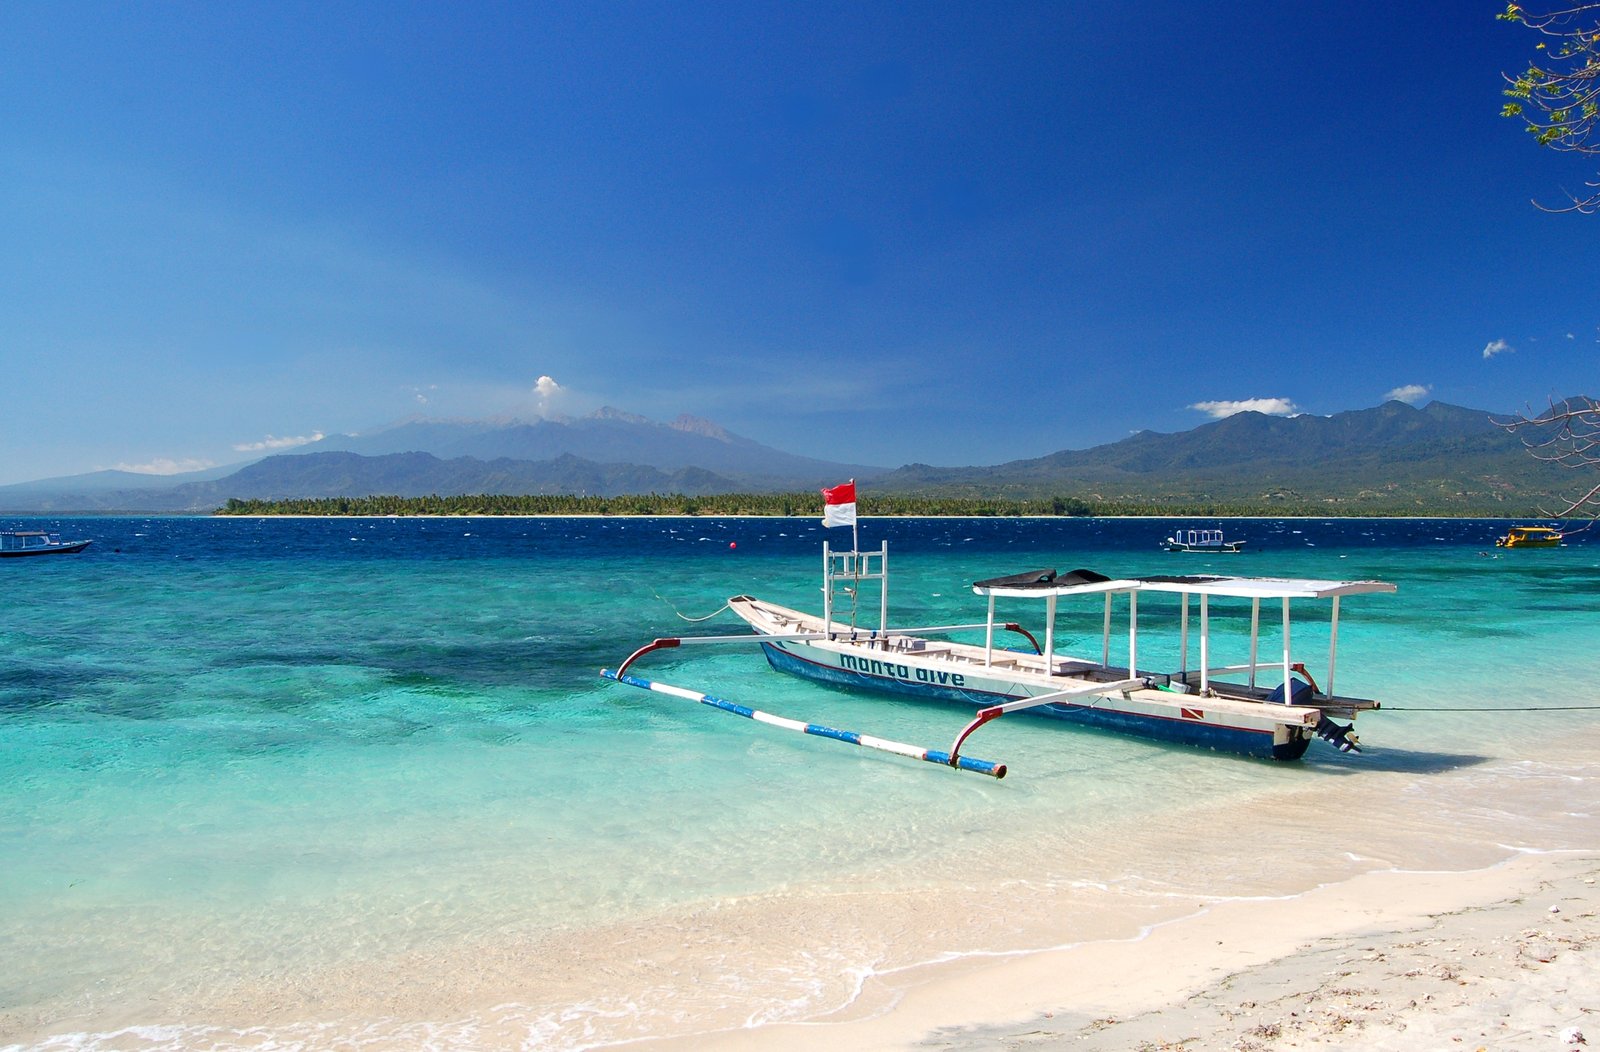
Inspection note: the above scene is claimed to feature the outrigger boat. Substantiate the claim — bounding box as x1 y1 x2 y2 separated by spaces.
603 540 1395 776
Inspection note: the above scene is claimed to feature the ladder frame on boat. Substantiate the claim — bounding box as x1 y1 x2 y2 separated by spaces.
822 540 889 633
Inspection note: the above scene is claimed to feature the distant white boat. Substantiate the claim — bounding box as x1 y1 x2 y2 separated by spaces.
0 530 92 557
1164 527 1245 553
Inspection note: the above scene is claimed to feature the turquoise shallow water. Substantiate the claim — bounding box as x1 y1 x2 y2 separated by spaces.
3 515 1600 1049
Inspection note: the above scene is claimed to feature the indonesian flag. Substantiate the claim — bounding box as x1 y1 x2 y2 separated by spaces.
821 480 856 527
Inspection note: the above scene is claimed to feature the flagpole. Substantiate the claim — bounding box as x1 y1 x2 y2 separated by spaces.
851 478 858 553
822 478 859 553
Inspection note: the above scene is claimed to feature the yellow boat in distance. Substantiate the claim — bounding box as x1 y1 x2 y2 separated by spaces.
1494 525 1564 549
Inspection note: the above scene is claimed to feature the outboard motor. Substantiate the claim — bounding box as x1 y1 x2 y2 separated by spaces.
1315 715 1361 753
1271 676 1361 753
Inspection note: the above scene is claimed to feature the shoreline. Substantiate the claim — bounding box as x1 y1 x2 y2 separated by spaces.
652 850 1600 1051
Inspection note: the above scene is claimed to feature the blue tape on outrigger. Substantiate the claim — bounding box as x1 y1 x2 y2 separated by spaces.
600 668 1006 778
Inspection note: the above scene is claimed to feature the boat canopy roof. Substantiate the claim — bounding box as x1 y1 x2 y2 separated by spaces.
972 568 1142 598
973 568 1395 601
1137 574 1396 599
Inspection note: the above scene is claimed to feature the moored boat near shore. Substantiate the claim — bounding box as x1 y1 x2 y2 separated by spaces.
607 537 1395 769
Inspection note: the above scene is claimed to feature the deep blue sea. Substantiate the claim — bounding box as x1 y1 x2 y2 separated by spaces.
4 515 1600 1050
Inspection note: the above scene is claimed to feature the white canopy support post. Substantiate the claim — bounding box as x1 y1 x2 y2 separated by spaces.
1327 594 1341 696
984 593 996 666
1249 597 1260 689
1044 592 1057 671
1179 592 1189 676
1199 594 1210 694
1281 596 1292 691
1101 593 1112 669
1128 589 1138 676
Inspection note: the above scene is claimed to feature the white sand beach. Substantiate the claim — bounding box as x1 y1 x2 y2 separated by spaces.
659 852 1599 1052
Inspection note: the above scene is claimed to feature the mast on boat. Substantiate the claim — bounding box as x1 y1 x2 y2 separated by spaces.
821 480 889 632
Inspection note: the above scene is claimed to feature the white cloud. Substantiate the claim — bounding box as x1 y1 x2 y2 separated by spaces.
1483 338 1514 360
1188 397 1299 419
1385 384 1431 404
1568 333 1576 340
533 374 565 417
111 457 217 475
232 432 324 452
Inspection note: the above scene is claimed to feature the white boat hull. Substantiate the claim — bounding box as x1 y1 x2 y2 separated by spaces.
729 596 1323 761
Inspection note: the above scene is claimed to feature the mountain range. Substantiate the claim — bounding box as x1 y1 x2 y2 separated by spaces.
0 400 1583 514
876 399 1572 511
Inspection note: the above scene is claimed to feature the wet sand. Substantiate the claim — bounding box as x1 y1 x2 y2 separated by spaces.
656 851 1599 1051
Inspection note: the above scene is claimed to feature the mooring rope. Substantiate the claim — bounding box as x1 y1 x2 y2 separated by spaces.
651 589 730 623
1385 704 1600 711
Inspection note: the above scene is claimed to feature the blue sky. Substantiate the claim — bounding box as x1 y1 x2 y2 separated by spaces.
3 1 1596 486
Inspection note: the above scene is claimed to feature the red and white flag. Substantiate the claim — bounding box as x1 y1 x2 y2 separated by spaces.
821 480 856 527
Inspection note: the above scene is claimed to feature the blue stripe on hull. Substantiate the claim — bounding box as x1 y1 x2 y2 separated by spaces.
760 642 1306 761
761 642 991 705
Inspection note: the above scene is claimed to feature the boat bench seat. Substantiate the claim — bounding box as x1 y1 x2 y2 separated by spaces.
1011 656 1098 675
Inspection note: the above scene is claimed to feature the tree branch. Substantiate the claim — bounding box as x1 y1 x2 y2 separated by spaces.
1496 396 1600 515
1501 2 1600 210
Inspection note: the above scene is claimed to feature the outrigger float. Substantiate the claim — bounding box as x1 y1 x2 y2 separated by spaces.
602 541 1395 777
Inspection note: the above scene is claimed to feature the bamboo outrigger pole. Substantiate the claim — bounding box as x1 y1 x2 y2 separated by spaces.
600 669 1008 778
